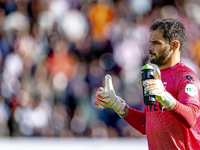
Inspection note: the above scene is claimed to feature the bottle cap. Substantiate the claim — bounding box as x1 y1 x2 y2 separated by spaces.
141 64 154 71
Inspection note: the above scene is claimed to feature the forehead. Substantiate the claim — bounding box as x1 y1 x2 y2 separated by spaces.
149 29 166 42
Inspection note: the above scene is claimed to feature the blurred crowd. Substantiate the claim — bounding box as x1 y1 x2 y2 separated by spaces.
0 0 199 138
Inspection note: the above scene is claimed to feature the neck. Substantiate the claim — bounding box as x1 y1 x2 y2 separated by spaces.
158 50 180 70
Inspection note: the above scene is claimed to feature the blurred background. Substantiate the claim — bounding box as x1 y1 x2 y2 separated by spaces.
0 0 200 149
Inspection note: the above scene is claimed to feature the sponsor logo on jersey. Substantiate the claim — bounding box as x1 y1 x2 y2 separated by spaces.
146 101 166 112
185 84 197 96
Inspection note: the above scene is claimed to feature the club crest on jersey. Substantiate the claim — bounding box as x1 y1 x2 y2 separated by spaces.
186 75 194 81
185 84 197 96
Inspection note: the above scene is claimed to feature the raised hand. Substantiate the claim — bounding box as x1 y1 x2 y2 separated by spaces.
94 75 126 116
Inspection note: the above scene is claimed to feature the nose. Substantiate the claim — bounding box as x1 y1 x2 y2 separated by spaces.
148 44 153 52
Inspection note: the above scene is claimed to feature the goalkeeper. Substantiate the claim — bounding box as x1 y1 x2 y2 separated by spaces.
94 18 200 150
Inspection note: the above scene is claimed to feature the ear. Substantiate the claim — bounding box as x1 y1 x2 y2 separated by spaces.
170 40 179 51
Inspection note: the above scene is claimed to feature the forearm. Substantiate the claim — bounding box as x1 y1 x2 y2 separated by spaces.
170 101 199 128
123 106 146 135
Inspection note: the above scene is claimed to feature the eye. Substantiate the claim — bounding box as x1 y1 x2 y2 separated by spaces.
149 41 162 45
152 41 161 44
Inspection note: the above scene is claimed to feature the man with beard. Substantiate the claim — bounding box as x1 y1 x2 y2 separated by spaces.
94 18 200 150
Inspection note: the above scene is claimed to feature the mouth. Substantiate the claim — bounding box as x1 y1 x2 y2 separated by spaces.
149 53 156 57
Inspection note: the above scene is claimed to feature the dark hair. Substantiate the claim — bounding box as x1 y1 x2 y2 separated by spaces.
150 18 187 51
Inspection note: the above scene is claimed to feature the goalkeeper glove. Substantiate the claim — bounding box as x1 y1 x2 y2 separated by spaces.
94 75 126 116
143 69 175 109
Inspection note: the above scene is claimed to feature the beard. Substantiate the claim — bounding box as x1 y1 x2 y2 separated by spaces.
149 45 171 66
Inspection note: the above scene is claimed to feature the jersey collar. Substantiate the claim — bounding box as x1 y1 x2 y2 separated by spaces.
160 61 182 73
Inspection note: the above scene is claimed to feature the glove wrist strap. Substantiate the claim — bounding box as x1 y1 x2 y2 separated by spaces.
112 96 126 116
160 91 175 108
